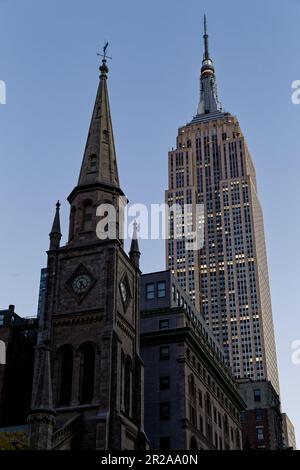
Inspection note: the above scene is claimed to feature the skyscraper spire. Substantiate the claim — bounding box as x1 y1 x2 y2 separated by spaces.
203 14 209 60
197 15 222 115
77 50 120 189
49 201 62 250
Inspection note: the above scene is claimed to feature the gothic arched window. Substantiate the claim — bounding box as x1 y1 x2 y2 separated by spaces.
124 356 132 415
59 346 73 406
80 343 95 404
82 202 93 232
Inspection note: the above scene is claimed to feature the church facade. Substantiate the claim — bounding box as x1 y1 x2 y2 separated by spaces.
28 57 147 450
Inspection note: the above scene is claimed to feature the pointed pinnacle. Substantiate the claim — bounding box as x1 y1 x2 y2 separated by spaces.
130 222 140 252
51 200 61 234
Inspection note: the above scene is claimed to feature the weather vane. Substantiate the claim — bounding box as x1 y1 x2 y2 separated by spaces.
97 41 112 61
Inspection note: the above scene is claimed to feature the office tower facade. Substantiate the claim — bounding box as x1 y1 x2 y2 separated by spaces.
282 413 297 450
140 270 245 450
166 18 280 393
238 379 283 450
28 58 147 450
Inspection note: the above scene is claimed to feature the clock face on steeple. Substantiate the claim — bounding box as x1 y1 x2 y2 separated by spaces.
120 281 128 304
72 274 92 294
66 264 96 303
119 275 131 311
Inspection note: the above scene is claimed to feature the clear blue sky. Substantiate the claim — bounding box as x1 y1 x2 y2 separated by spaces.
0 0 299 445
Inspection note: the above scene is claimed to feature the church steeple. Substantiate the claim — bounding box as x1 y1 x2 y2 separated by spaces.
78 53 119 188
197 15 222 115
67 47 125 246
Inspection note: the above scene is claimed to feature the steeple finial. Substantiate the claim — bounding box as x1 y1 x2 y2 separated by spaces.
98 42 111 79
129 222 141 269
100 58 109 79
49 201 62 250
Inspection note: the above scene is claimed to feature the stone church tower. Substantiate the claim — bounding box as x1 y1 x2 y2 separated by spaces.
28 57 147 450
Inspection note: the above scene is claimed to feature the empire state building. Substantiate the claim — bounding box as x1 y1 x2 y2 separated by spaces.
166 17 280 393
